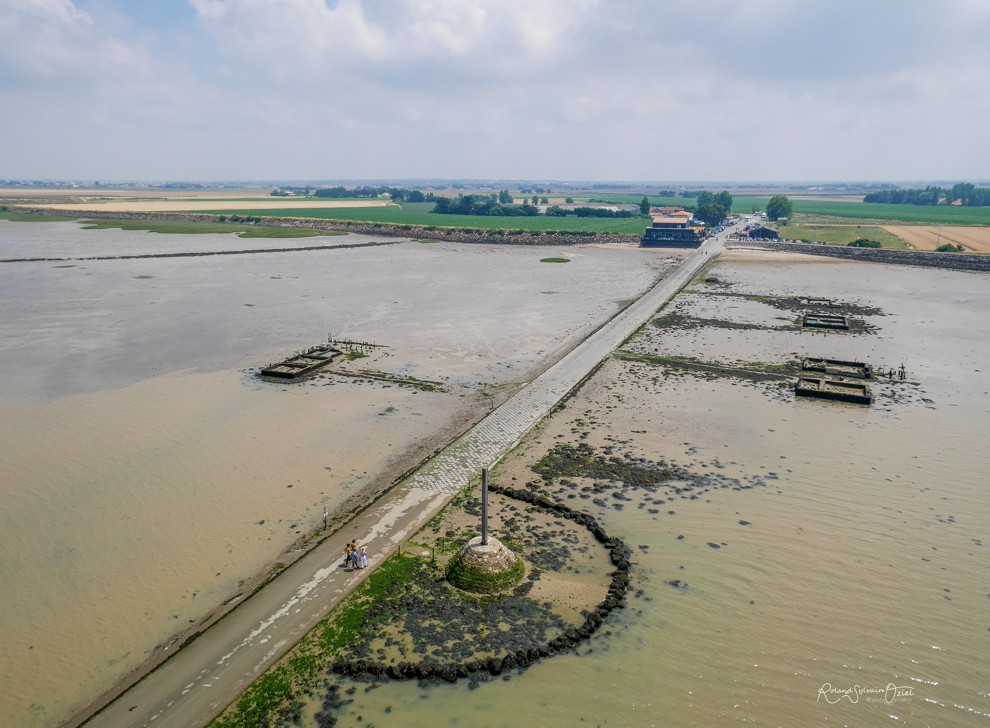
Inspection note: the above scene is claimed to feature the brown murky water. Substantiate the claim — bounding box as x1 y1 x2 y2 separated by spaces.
0 220 673 727
297 252 990 726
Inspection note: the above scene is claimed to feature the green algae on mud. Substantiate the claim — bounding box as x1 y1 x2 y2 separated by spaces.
531 442 675 486
613 351 801 384
445 550 526 594
209 555 422 728
209 481 613 728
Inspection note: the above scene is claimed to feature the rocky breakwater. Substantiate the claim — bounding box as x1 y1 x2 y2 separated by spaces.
729 239 990 272
329 483 631 684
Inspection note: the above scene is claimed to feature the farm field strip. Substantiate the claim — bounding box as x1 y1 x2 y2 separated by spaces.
20 199 392 213
773 223 908 249
592 194 990 225
882 225 990 253
197 205 651 234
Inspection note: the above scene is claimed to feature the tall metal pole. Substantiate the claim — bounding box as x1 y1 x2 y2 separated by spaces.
481 467 489 546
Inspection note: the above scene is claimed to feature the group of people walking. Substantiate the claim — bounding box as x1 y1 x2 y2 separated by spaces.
343 540 368 569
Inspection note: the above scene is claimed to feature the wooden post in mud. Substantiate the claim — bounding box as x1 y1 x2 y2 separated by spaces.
481 467 489 546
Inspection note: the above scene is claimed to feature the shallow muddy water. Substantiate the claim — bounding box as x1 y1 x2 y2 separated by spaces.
0 221 673 727
299 252 990 727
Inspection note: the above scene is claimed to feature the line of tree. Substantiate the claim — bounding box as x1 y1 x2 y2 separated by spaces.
766 195 793 221
314 186 437 203
693 190 733 226
433 194 539 216
863 183 990 206
572 207 637 218
543 205 638 218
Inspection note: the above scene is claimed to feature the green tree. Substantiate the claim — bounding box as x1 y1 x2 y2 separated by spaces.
694 190 733 226
531 194 539 206
498 189 513 204
565 197 574 204
640 196 651 215
766 195 793 222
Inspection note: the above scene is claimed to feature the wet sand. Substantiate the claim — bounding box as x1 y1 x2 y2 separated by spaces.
295 250 990 726
0 220 673 727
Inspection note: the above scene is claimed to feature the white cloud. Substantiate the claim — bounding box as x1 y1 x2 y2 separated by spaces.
2 0 89 23
189 0 388 75
0 0 987 180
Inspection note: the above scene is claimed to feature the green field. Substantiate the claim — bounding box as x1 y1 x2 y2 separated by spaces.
784 200 990 225
79 219 346 239
1 210 343 238
203 202 651 234
188 197 371 203
592 194 990 225
0 210 76 222
773 223 909 249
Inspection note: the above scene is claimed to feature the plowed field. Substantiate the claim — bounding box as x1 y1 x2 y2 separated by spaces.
883 225 990 253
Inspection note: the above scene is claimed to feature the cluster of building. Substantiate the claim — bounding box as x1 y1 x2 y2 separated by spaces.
640 207 706 247
640 206 781 247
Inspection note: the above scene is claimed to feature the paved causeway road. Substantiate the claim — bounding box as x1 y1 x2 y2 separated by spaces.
79 230 731 728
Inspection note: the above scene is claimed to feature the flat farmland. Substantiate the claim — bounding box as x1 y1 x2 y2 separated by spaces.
774 222 908 249
882 225 990 253
21 198 390 213
206 203 652 234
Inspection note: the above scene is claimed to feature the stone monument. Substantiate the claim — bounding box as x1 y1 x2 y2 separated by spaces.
446 467 523 593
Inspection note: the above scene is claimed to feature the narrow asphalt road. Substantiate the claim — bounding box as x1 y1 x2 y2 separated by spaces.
78 230 730 728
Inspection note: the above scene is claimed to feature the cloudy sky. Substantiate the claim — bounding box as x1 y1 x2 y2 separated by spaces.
2 0 988 182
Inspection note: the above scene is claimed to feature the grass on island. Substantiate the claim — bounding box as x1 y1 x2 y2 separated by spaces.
78 219 346 239
210 553 422 728
446 553 525 594
540 257 571 263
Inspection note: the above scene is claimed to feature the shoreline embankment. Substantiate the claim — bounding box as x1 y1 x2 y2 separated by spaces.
728 239 990 272
12 207 642 246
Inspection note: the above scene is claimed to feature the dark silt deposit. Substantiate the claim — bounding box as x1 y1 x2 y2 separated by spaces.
614 351 801 387
692 290 885 319
526 443 776 515
651 310 786 333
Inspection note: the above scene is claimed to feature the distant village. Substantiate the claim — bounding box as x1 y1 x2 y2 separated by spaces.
641 205 779 247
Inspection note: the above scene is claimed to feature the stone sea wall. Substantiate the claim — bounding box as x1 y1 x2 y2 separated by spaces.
329 483 631 683
20 208 641 247
728 239 990 272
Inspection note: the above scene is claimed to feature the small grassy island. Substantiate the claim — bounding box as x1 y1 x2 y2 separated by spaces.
211 472 633 728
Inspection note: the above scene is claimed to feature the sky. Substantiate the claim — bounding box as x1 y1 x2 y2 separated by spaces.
1 0 989 183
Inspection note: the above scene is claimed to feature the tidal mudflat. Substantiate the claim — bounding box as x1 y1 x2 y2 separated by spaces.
290 250 989 727
0 219 675 727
